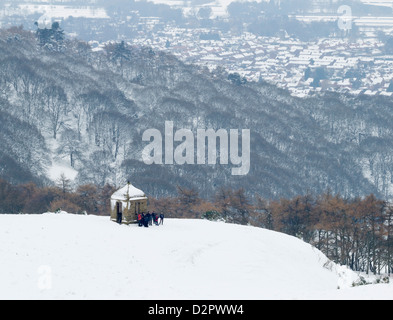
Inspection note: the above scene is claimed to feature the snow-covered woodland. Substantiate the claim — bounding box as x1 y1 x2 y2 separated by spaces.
1 26 393 201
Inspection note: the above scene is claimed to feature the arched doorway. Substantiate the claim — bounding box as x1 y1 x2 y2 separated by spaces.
116 202 123 224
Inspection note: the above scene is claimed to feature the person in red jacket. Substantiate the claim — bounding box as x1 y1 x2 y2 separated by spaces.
137 213 143 227
153 213 159 226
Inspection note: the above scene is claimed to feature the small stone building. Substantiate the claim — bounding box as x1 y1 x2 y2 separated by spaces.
110 182 148 224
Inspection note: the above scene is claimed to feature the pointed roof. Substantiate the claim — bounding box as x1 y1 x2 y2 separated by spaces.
111 182 147 201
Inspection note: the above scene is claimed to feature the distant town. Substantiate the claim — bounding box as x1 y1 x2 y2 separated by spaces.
89 21 393 98
2 0 393 98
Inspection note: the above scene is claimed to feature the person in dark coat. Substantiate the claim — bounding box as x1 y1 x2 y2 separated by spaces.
147 212 153 226
143 214 149 228
159 213 164 225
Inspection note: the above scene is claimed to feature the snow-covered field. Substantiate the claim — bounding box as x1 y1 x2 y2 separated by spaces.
2 4 109 20
361 0 393 7
0 213 391 300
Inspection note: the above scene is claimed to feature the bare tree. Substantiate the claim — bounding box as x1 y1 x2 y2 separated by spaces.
57 129 81 168
43 85 68 139
57 173 72 195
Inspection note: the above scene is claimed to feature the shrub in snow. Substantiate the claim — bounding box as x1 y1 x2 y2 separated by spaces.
49 199 82 214
352 276 370 287
202 210 225 222
375 277 390 284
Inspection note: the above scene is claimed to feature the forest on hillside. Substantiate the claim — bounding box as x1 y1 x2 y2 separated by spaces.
2 25 393 202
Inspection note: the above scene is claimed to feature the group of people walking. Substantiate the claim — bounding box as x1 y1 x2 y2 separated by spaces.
137 212 164 228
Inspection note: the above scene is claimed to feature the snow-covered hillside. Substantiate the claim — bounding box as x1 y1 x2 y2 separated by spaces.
0 213 391 300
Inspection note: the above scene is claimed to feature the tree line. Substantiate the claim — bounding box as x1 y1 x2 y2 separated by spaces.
265 193 393 276
0 178 116 216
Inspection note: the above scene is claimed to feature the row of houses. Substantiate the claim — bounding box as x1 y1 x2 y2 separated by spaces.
129 25 393 98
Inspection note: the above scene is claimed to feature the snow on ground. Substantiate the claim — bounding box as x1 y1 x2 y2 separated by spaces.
13 4 109 20
361 0 393 7
47 161 78 183
135 0 238 17
0 213 391 300
45 137 78 183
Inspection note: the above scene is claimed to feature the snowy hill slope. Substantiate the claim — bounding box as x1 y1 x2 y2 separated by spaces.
0 213 391 300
